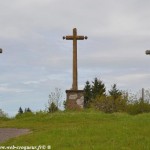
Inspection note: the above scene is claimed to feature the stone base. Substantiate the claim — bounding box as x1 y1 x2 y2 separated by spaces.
66 90 84 110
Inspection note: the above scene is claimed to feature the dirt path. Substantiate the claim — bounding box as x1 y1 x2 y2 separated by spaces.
0 128 31 143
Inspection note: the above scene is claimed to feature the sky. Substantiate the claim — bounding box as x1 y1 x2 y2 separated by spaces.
0 0 150 116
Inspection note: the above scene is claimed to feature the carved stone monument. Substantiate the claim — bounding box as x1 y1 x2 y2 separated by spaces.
63 28 88 109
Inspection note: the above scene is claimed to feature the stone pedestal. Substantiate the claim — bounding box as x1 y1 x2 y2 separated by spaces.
66 90 84 109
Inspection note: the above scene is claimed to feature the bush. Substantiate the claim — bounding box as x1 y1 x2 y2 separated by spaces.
47 88 62 112
48 102 58 113
15 111 34 119
92 95 127 113
127 99 150 115
0 109 8 118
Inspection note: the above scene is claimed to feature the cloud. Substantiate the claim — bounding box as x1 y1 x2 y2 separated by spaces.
117 73 150 82
0 0 150 116
0 86 31 93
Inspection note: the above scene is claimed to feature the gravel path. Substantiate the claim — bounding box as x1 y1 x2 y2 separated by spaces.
0 128 31 143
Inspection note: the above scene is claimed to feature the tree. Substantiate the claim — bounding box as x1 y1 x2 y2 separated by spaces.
47 88 62 113
108 84 122 99
48 102 58 113
84 81 92 108
24 108 32 113
83 78 106 108
18 107 23 114
0 109 8 118
108 84 127 112
91 78 106 99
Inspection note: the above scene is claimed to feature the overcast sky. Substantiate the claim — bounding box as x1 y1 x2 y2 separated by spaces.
0 0 150 116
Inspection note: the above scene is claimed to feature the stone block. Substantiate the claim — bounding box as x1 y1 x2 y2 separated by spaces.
66 90 84 109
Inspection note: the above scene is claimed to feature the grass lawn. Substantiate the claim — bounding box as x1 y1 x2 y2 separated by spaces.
0 110 150 150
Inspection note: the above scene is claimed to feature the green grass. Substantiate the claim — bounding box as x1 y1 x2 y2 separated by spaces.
0 110 150 150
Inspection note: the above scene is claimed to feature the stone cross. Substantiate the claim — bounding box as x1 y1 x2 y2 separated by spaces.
63 28 88 90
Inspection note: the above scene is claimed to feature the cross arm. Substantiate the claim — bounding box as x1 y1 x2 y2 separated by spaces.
63 36 88 40
146 50 150 55
76 36 88 40
63 36 73 40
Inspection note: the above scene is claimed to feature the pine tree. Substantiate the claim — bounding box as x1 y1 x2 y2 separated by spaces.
27 108 31 112
48 102 58 113
25 108 32 113
92 78 106 99
84 81 92 108
18 107 23 114
108 84 125 112
109 84 122 99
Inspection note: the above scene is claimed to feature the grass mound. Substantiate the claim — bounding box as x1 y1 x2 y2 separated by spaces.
0 111 150 149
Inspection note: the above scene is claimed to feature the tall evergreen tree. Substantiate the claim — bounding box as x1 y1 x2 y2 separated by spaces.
91 78 106 99
109 84 122 99
84 81 92 108
25 108 32 113
27 108 32 112
18 107 23 114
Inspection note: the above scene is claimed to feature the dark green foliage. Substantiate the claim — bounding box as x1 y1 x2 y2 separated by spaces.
84 81 92 108
106 84 127 112
84 79 125 112
92 78 106 98
109 84 122 99
15 111 34 119
63 101 66 109
84 78 106 108
18 107 23 114
92 95 127 113
89 81 150 114
48 102 58 113
127 99 150 115
16 107 33 118
25 108 32 113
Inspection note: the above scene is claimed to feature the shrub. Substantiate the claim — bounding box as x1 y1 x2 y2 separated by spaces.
25 108 32 113
0 109 8 118
47 88 62 112
127 99 150 115
48 102 58 113
15 111 34 119
92 95 127 113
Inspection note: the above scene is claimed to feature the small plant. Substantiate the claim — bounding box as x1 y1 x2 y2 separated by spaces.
48 102 58 113
47 88 62 113
0 109 8 118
